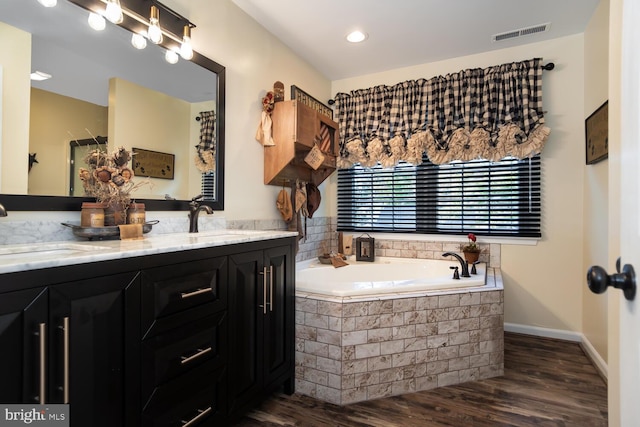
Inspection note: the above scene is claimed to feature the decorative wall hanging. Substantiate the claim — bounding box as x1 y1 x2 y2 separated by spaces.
133 147 175 179
256 91 275 146
334 58 551 168
291 85 333 119
585 100 608 165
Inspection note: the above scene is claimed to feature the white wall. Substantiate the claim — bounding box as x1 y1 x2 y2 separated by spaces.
0 22 30 194
583 0 610 364
331 35 587 333
163 0 334 220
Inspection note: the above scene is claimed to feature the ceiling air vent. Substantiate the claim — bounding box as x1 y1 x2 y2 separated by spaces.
492 23 550 42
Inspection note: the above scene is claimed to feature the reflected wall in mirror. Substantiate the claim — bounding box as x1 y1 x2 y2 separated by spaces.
0 0 225 211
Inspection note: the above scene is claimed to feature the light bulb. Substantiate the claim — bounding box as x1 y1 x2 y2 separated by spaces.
37 0 57 7
165 49 179 64
88 12 106 31
180 25 193 60
148 5 163 44
346 30 368 43
131 33 147 50
105 0 123 24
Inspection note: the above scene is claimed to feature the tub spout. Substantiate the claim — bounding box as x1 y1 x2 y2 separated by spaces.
442 252 470 278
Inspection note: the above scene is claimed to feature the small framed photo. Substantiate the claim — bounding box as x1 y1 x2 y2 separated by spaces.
585 101 608 165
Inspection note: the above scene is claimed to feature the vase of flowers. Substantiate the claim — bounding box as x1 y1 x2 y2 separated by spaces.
78 145 149 226
461 233 481 264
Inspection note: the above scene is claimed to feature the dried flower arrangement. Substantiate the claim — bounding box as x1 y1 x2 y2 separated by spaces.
78 144 150 217
262 91 275 114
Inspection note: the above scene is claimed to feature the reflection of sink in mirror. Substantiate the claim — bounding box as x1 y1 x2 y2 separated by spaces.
0 243 110 261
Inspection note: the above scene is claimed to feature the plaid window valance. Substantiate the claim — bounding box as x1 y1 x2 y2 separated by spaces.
334 58 550 167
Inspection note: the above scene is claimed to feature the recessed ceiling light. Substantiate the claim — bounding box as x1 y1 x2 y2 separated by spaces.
346 30 368 43
30 71 52 81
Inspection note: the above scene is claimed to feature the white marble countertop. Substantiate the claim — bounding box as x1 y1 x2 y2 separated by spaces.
0 229 298 275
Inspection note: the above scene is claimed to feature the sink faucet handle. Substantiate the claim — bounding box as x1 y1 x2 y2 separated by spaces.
191 194 204 202
450 266 460 280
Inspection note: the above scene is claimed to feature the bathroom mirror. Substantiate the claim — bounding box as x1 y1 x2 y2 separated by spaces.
0 0 225 211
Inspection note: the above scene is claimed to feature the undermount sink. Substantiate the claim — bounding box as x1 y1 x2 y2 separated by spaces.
0 243 110 262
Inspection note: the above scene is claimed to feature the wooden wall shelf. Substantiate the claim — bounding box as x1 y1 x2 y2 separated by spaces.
264 100 339 186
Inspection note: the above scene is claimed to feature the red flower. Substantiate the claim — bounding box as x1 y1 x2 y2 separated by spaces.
468 233 476 242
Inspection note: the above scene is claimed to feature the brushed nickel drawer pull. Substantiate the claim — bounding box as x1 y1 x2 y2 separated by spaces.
181 406 212 427
262 267 267 314
180 287 211 299
38 322 46 404
269 266 273 312
180 347 212 365
62 317 70 404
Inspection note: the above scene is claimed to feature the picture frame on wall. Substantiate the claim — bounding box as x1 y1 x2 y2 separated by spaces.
585 100 608 165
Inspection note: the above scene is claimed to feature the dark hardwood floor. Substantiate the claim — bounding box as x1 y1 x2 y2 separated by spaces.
234 333 608 426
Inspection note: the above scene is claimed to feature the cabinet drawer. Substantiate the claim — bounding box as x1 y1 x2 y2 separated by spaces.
142 362 226 427
141 257 227 334
142 312 226 395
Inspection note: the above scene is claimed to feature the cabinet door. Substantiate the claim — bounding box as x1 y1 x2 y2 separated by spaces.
49 271 141 427
0 287 48 403
227 250 264 413
263 245 295 390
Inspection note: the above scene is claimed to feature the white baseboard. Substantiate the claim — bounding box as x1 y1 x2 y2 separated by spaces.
504 322 608 380
504 322 582 341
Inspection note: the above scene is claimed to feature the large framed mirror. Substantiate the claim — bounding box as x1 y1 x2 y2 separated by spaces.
0 0 225 211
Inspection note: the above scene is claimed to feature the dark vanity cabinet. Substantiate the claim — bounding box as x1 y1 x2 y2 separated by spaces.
0 261 141 427
0 236 296 427
227 244 295 416
140 255 229 426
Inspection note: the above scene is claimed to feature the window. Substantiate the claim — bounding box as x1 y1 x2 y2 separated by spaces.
201 171 216 200
337 155 541 238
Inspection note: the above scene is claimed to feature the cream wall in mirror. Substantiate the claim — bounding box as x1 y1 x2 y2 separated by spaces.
0 0 225 211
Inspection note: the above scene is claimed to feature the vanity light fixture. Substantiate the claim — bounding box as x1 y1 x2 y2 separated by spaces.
165 49 179 64
180 25 194 60
88 12 106 31
346 30 368 43
104 0 123 24
131 32 147 50
37 0 57 7
148 5 163 44
30 71 52 81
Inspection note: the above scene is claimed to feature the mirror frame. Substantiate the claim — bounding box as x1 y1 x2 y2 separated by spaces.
0 0 225 212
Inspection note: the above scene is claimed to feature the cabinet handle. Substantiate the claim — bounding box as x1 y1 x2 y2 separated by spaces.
180 287 211 299
269 266 273 312
62 317 70 404
181 406 212 427
180 347 212 365
38 323 46 404
262 267 267 314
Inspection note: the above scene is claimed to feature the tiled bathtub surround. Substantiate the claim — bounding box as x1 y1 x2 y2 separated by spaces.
295 269 504 405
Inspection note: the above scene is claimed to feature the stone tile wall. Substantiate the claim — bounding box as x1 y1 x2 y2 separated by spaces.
295 272 504 405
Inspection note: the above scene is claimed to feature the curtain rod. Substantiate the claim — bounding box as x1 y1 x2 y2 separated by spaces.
327 62 555 105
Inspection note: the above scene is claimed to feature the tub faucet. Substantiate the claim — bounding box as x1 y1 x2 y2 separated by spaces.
188 195 213 233
0 203 6 217
442 252 470 278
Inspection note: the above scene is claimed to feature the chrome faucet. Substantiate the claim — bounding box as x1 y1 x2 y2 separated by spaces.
0 203 7 217
188 195 213 233
442 252 470 278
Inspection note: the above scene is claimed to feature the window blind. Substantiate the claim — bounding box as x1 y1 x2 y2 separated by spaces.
201 171 216 200
337 155 541 238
